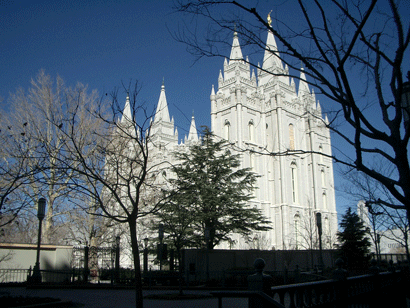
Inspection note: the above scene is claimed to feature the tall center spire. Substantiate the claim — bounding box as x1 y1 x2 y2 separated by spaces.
229 31 244 61
262 30 283 71
154 79 171 123
121 93 132 124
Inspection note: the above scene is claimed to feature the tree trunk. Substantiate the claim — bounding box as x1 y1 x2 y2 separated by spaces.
177 249 184 296
129 219 143 307
44 195 54 244
404 230 410 262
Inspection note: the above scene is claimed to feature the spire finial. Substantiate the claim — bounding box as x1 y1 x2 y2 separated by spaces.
267 10 272 27
161 77 165 90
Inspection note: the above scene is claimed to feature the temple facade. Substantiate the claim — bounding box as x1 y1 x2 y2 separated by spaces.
120 29 338 254
208 30 338 250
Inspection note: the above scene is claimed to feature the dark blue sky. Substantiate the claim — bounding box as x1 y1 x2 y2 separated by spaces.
1 0 409 214
0 0 225 137
0 0 309 135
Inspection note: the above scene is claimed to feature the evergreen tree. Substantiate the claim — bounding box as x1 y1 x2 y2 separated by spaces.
159 127 271 250
337 207 372 270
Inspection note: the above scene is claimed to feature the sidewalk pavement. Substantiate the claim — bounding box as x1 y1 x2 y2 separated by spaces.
1 287 248 308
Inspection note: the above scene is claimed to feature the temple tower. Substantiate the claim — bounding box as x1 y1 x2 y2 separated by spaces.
210 30 338 250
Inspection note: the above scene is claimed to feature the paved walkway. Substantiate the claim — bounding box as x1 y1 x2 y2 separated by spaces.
1 287 247 308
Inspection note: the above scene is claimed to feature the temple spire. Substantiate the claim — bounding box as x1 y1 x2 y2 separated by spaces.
229 30 244 61
121 92 132 124
154 79 171 123
262 30 283 70
298 67 310 97
187 112 198 142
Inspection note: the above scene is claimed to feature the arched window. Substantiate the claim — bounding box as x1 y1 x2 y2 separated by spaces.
321 169 325 187
324 216 330 247
324 217 329 235
291 162 298 204
248 120 255 142
250 151 255 169
289 124 295 150
322 192 327 210
294 213 300 249
319 145 323 163
224 120 230 141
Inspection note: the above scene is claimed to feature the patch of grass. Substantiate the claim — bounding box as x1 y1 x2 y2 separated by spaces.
144 293 213 300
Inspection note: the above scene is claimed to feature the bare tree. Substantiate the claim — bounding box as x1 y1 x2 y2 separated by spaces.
381 210 409 259
48 81 168 307
298 210 317 251
1 71 100 244
344 166 409 261
2 71 166 306
62 198 108 247
174 0 410 224
0 250 15 281
0 212 38 244
245 233 270 250
278 199 336 269
0 114 40 228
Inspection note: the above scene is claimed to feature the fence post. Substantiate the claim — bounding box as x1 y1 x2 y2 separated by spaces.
369 259 382 308
294 265 301 283
27 266 32 283
247 258 273 308
332 258 348 308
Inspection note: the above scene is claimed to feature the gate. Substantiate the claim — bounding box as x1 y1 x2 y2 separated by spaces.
72 245 118 283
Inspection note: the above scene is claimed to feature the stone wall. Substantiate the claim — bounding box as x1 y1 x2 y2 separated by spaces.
0 243 72 271
182 248 338 276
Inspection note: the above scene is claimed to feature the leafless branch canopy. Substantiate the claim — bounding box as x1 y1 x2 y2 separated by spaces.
174 0 410 218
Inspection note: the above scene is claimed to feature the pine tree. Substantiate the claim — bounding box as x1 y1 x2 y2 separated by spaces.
159 127 271 250
337 207 372 270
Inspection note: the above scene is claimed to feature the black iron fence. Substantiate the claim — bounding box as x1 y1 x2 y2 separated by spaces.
0 268 29 283
0 267 118 284
212 270 409 308
0 267 338 287
0 268 294 286
1 265 409 308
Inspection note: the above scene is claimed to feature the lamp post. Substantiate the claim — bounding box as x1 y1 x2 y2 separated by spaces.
159 224 164 271
316 212 324 270
32 197 46 283
84 241 89 283
143 237 149 273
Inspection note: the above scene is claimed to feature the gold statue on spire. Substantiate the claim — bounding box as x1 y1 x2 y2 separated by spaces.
267 10 272 27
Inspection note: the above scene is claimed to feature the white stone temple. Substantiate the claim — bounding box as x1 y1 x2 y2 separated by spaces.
208 30 338 249
118 29 338 255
